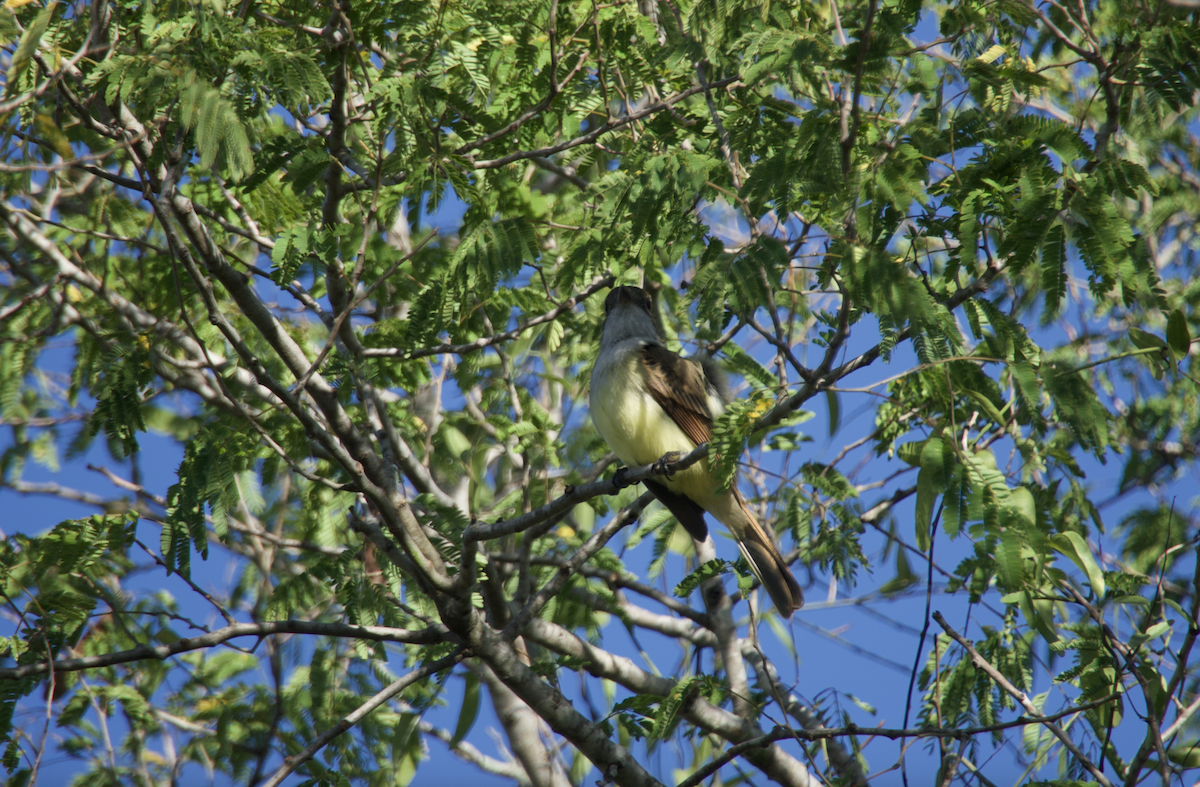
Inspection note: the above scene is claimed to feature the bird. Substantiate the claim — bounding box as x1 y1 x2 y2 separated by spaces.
589 285 803 617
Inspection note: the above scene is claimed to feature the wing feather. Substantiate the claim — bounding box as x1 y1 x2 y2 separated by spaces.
641 344 714 446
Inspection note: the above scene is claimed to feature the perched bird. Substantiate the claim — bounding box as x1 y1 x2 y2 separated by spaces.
589 286 803 616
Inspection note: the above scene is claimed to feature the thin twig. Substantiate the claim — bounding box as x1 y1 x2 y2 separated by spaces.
472 77 740 170
260 649 466 787
933 611 1115 787
363 275 614 359
0 620 450 680
501 492 652 639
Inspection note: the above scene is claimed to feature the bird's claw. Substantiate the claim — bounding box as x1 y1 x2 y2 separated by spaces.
612 466 630 489
653 451 682 478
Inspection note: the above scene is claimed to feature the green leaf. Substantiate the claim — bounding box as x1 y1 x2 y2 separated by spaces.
1050 532 1106 599
6 1 55 90
451 672 480 747
1129 620 1171 653
440 424 472 459
1167 309 1191 363
1128 327 1167 352
880 545 919 596
649 676 699 740
1003 487 1035 526
1040 224 1068 321
997 529 1026 590
674 559 731 598
914 466 936 552
710 389 774 491
826 389 840 436
921 437 948 485
802 461 858 501
1018 589 1059 643
1143 620 1171 641
896 439 927 467
393 713 422 787
962 389 1007 428
1164 597 1195 628
734 560 756 596
722 343 777 390
845 693 878 714
1168 746 1200 768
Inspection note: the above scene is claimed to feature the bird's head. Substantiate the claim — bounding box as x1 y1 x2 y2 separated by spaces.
604 285 653 315
600 286 660 345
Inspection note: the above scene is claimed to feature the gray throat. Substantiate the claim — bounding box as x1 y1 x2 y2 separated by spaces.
593 304 657 401
599 303 659 350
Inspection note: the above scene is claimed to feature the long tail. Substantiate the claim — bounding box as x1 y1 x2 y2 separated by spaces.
730 491 804 617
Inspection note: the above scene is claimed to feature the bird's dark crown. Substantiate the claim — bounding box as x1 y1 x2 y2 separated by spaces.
604 286 653 315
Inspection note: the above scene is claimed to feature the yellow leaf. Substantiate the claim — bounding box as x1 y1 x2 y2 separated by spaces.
748 396 771 418
976 45 1006 64
34 114 72 157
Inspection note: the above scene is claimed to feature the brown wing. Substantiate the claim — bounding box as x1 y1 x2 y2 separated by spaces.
641 344 714 446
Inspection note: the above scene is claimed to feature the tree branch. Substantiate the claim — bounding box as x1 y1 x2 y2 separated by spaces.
933 612 1115 787
0 621 451 680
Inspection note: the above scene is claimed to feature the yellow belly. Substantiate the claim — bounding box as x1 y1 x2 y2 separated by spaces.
590 355 714 503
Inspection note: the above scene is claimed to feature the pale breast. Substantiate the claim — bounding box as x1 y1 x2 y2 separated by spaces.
590 349 696 466
589 349 717 509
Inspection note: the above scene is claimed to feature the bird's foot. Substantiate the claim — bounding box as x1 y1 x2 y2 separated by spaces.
612 466 630 489
652 451 683 478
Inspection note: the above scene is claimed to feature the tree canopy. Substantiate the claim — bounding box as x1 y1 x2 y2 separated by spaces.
1 0 1199 785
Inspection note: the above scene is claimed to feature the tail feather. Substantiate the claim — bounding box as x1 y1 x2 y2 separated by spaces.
644 479 709 542
732 494 803 617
